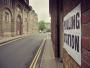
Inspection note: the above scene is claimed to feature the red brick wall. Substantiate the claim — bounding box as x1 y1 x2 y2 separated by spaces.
50 0 90 68
49 0 59 57
63 0 81 68
63 0 90 68
63 0 80 16
82 0 90 67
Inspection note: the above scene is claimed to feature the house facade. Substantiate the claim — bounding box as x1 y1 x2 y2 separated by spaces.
0 0 38 38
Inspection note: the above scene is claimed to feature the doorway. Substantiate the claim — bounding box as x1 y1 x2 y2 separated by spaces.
16 15 22 35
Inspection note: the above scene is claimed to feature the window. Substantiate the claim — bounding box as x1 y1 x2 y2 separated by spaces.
3 9 11 32
5 12 9 23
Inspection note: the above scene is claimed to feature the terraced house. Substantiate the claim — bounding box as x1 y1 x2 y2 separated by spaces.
0 0 38 38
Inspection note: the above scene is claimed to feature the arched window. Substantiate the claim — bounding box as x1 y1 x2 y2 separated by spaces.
0 13 3 36
4 9 11 23
3 8 12 36
5 12 9 23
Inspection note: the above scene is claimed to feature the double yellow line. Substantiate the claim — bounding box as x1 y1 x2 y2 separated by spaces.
29 38 46 68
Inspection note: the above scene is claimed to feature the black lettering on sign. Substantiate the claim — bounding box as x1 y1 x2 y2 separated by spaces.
64 34 66 42
64 34 80 52
64 12 80 30
71 35 74 49
76 12 80 29
70 35 71 47
71 15 75 29
75 36 79 52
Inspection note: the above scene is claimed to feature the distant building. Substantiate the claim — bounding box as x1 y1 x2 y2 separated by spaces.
29 10 38 35
0 0 38 38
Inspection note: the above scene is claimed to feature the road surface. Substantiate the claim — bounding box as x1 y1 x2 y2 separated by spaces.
0 34 45 68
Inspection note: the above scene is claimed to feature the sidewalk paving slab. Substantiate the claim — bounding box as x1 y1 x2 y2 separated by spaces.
40 38 63 68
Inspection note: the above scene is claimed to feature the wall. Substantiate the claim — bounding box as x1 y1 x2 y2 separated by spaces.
0 0 38 38
63 0 81 68
28 10 38 35
63 0 90 68
81 0 90 68
0 0 13 37
50 0 90 68
49 0 60 58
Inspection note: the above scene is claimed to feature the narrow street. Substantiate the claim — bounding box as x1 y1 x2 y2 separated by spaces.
0 0 89 68
0 34 46 68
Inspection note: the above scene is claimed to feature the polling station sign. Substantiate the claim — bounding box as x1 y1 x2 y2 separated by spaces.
64 4 81 66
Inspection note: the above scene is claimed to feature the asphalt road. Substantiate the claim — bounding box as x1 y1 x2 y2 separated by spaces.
0 34 45 68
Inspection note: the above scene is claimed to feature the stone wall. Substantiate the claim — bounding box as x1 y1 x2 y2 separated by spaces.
28 10 38 35
0 0 38 38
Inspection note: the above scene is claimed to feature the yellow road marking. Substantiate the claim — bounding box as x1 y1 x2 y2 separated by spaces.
29 38 46 68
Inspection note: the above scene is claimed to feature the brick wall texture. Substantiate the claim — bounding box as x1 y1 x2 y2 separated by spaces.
63 0 90 68
63 0 80 68
82 0 90 68
50 0 90 68
49 0 59 57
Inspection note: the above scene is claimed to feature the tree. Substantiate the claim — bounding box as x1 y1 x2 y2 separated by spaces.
38 20 46 31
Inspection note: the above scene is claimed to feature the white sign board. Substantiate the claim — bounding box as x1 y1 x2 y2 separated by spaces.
64 4 81 66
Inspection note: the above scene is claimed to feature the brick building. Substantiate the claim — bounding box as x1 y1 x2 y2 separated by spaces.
0 0 38 38
49 0 90 68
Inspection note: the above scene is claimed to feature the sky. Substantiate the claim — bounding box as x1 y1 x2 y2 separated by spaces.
29 0 50 22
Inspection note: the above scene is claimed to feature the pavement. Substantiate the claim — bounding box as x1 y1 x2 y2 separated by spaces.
0 34 45 68
40 37 63 68
0 34 28 45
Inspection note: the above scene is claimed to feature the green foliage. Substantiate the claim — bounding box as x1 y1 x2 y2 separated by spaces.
38 20 46 31
46 28 51 32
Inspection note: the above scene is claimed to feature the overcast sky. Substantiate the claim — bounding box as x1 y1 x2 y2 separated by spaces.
29 0 50 22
